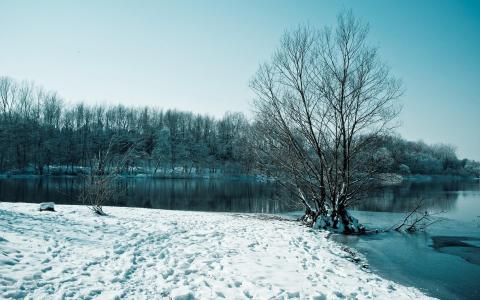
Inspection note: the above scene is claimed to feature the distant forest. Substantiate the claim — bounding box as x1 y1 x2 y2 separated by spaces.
1 76 479 177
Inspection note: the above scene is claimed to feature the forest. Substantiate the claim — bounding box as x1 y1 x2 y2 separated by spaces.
1 76 479 177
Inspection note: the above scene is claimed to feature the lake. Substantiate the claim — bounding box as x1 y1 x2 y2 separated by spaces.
335 178 480 300
0 177 290 213
0 176 479 299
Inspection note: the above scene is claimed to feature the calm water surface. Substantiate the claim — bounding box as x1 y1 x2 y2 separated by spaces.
336 178 480 300
1 176 479 299
0 177 288 213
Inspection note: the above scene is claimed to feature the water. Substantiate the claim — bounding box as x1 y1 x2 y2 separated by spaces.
0 176 479 299
334 178 480 300
0 177 290 213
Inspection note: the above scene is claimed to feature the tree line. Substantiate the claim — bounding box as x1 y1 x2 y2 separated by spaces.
0 76 254 175
0 75 478 178
372 135 480 177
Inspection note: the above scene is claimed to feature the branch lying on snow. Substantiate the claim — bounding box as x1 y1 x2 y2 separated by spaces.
387 198 445 233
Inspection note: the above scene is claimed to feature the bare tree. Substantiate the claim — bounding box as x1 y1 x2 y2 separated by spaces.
251 11 403 233
79 135 139 215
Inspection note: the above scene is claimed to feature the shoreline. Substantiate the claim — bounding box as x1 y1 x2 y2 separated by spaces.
0 202 433 299
1 172 477 181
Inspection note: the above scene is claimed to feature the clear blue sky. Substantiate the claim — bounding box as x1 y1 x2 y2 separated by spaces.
1 0 479 160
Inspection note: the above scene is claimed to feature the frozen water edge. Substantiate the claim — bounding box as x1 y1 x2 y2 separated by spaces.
0 202 434 299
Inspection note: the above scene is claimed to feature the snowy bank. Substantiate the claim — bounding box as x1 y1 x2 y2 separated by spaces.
0 203 433 299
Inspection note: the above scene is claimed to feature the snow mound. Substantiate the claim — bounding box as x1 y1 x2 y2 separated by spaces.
0 203 434 299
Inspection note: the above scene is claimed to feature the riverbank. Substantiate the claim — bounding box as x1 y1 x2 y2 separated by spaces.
332 209 480 300
2 166 477 182
0 165 261 180
0 202 432 299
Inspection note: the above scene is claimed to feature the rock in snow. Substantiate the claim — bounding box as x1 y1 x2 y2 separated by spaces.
39 202 55 212
0 202 435 299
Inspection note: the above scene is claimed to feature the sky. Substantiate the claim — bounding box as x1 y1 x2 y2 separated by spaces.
0 0 479 160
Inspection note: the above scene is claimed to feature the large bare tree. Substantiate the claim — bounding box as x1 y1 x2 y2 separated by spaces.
251 11 403 233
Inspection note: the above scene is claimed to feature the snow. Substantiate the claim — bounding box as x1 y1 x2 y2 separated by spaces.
0 202 433 299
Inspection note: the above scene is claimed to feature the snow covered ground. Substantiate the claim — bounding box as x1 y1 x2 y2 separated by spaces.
0 202 433 299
